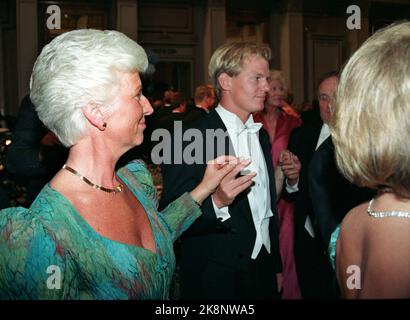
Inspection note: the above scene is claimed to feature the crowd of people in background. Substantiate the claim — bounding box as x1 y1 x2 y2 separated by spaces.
0 21 409 300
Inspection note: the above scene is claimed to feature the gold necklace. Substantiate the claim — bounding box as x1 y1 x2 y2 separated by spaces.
62 164 124 194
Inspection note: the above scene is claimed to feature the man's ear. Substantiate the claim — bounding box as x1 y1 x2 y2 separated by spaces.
218 73 232 92
82 103 107 131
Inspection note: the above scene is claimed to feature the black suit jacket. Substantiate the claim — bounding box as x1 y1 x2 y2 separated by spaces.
287 109 338 298
183 105 208 124
160 108 281 298
4 95 67 177
287 109 323 232
156 111 185 132
308 137 375 247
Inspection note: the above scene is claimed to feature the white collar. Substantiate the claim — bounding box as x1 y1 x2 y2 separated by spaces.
215 104 256 133
316 123 331 150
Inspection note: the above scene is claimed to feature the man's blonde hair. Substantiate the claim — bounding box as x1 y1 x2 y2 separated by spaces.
194 85 215 103
208 42 271 99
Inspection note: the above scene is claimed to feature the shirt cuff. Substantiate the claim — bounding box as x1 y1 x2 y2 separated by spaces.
211 196 231 222
285 178 299 193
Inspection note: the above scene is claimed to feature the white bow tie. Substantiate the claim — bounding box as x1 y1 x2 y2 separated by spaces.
237 122 263 135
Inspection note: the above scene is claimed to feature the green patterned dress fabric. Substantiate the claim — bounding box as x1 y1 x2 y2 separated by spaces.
0 160 201 299
328 225 341 270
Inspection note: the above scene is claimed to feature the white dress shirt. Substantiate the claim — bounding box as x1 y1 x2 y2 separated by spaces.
316 123 330 150
212 105 273 259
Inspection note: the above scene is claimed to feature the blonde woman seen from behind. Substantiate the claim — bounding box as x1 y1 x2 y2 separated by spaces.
329 21 410 299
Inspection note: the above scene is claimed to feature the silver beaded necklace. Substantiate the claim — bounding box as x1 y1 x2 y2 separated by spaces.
367 198 410 218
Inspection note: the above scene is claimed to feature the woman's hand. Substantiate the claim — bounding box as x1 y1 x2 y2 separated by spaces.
211 157 256 208
190 156 254 206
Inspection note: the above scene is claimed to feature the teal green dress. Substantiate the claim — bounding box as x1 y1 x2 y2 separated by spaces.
328 226 341 270
0 160 201 299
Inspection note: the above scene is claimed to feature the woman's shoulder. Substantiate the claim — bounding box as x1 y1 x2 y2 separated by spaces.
340 199 410 237
119 160 158 204
0 206 55 274
0 206 38 234
0 202 60 247
121 160 154 186
0 185 77 248
121 159 148 174
341 202 369 230
338 203 367 245
329 203 367 268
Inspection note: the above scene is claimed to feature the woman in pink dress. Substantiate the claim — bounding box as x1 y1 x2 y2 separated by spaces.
254 69 302 299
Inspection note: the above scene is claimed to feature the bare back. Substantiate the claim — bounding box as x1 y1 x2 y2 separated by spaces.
336 202 410 298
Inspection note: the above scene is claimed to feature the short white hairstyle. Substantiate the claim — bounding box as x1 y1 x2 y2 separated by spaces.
30 29 148 147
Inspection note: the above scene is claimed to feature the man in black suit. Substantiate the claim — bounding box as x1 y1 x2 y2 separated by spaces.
4 95 68 206
308 134 375 250
156 91 187 132
160 42 282 299
184 85 216 124
287 72 339 298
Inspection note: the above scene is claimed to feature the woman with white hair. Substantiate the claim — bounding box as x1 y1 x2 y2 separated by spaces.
329 21 410 299
0 29 252 299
